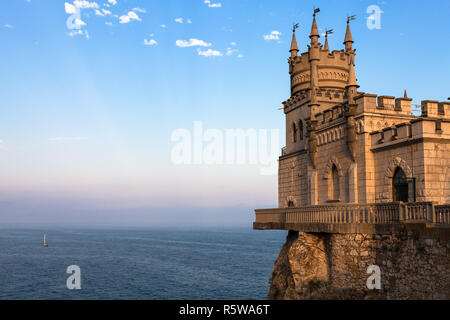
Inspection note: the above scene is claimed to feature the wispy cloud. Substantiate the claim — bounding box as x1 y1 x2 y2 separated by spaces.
263 30 281 41
160 24 167 28
133 8 146 14
144 39 157 46
226 48 238 56
176 38 211 48
73 0 99 9
175 17 183 23
95 8 111 16
204 0 222 8
119 11 142 24
197 48 223 57
4 24 13 29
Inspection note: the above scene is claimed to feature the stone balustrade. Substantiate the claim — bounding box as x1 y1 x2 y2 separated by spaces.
254 202 450 233
435 205 450 225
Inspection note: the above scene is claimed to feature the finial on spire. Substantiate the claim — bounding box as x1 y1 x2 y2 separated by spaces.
344 15 355 52
404 90 408 99
310 8 320 40
290 23 299 57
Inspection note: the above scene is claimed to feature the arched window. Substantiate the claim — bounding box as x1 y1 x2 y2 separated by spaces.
298 120 304 140
329 164 340 201
288 200 295 207
393 167 408 202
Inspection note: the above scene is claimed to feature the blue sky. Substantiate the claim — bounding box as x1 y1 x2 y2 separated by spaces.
0 0 449 226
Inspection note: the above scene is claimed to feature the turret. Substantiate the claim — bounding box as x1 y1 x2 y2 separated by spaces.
323 33 329 52
346 54 359 104
309 9 321 104
344 16 355 52
323 29 333 53
290 26 299 58
309 9 320 45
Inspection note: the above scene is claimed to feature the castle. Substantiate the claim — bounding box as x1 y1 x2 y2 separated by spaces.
279 13 450 207
254 11 450 300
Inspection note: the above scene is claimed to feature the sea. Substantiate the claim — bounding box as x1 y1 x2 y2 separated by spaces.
0 225 286 300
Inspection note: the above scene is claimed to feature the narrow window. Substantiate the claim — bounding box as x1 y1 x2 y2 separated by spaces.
298 120 304 140
291 122 297 142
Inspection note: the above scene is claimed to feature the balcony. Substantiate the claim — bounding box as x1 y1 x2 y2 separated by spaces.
254 202 450 234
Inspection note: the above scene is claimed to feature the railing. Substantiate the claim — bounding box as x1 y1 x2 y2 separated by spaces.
435 205 450 225
255 202 450 226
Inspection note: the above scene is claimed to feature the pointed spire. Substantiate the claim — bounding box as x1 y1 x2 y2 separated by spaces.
310 10 320 41
290 26 299 57
404 90 408 99
324 34 329 52
344 15 355 52
346 54 358 88
323 29 333 52
344 21 353 44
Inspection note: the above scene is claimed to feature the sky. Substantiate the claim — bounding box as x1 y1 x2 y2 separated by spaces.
0 0 449 226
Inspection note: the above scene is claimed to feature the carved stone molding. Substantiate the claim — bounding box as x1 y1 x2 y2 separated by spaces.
377 156 413 201
323 156 343 179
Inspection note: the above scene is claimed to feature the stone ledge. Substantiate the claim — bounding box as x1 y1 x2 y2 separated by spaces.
253 222 450 239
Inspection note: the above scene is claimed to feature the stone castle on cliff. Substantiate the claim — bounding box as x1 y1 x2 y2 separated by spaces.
254 11 449 300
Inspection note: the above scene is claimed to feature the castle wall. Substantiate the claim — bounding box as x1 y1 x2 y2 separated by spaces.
368 119 450 204
315 131 353 203
423 141 450 204
278 152 309 208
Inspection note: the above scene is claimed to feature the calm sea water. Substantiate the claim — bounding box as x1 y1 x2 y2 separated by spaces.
0 226 286 300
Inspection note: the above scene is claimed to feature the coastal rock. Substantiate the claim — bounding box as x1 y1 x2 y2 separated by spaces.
268 231 450 300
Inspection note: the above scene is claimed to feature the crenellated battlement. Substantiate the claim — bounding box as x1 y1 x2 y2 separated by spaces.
370 117 450 150
421 100 450 119
355 93 413 116
290 49 352 96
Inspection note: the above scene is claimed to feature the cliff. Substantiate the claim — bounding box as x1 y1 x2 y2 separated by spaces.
269 229 450 300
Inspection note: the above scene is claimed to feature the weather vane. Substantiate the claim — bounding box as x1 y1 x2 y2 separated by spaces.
347 15 356 23
325 29 334 36
293 23 299 32
313 7 320 16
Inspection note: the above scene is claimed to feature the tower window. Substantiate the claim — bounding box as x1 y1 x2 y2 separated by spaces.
291 122 297 142
299 120 304 140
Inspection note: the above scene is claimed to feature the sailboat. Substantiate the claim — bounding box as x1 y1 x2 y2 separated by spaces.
43 234 48 247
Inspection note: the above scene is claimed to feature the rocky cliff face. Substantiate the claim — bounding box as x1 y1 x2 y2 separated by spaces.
269 230 450 300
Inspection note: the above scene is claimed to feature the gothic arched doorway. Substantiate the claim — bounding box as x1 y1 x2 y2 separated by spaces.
393 167 408 202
